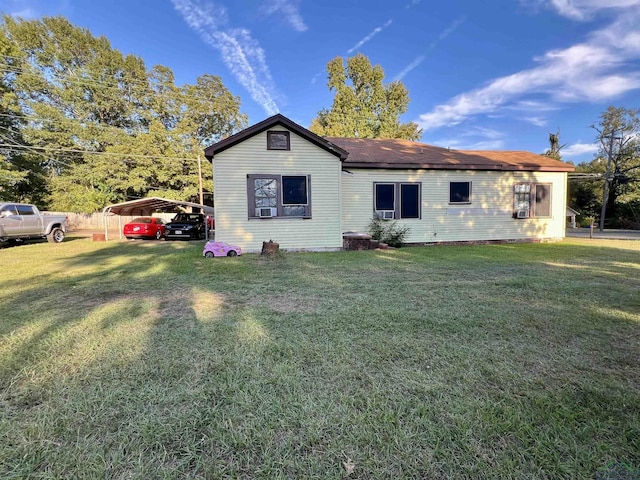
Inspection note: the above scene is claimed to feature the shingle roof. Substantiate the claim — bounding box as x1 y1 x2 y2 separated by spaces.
325 137 575 172
204 114 574 173
204 114 349 161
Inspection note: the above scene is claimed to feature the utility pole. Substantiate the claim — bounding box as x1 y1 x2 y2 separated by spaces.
599 130 618 232
197 156 204 206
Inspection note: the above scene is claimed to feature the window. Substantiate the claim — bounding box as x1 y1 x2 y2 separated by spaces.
0 205 17 217
450 181 471 204
267 131 290 150
514 183 552 218
375 184 395 211
374 182 421 219
535 184 551 217
248 174 311 218
16 205 35 215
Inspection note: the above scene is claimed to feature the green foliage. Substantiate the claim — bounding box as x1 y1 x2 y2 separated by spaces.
0 15 247 211
578 215 596 228
309 53 422 141
569 106 640 228
542 130 566 161
367 214 410 247
593 106 640 225
569 159 606 219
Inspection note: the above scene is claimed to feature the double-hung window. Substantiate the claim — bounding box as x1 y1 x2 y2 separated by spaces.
374 182 421 220
449 181 471 204
248 174 311 218
514 183 552 218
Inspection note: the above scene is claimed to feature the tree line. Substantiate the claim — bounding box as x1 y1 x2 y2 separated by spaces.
559 107 640 229
0 15 421 213
0 15 247 212
1 15 638 225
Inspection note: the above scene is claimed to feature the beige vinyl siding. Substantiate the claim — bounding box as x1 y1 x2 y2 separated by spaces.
342 169 568 243
213 129 343 252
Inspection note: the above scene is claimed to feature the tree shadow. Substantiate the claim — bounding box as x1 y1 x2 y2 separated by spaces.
1 240 638 478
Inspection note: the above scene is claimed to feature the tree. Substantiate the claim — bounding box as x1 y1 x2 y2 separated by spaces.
0 23 46 203
543 130 566 161
0 15 247 212
309 53 422 141
592 106 640 229
569 158 606 221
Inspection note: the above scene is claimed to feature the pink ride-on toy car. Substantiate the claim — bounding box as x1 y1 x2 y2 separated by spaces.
203 241 242 258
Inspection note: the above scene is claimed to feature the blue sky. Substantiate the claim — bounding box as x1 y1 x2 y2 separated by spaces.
4 0 640 163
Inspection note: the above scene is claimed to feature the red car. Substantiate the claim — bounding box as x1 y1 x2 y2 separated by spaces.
123 217 166 240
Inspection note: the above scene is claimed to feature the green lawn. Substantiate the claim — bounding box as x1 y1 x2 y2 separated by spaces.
1 237 638 479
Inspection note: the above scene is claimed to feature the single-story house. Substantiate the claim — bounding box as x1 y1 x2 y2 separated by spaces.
204 114 575 252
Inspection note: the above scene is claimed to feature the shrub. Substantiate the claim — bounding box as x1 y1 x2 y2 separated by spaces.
367 215 410 247
579 216 596 227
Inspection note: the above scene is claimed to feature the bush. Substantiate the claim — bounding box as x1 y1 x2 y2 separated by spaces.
368 215 410 247
578 216 596 228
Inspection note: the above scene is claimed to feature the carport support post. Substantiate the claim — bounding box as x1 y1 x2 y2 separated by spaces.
119 216 122 239
104 212 109 241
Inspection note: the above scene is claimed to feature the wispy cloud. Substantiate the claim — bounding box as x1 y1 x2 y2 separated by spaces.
172 0 280 115
347 19 393 54
465 126 505 139
416 7 640 130
6 0 72 18
8 8 37 18
261 0 307 32
428 126 506 150
431 138 506 150
535 0 640 20
394 16 465 81
524 116 547 127
563 142 598 156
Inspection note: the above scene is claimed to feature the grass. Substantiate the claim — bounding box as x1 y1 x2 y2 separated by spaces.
0 236 639 479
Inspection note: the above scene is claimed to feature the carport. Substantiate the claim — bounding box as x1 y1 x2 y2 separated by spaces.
102 197 214 241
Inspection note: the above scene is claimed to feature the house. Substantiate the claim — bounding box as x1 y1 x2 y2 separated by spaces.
566 206 580 228
204 114 575 252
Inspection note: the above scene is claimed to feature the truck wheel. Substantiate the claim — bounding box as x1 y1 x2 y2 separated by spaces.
47 228 65 243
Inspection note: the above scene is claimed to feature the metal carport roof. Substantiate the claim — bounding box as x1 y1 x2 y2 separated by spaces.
103 197 214 216
102 197 214 240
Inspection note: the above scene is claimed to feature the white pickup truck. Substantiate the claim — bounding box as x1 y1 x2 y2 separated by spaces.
0 203 69 244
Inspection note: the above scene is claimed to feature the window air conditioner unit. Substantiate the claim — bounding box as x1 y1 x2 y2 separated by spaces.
259 207 275 218
379 210 394 220
516 209 530 219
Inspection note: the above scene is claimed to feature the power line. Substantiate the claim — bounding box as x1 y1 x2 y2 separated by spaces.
0 132 74 168
0 62 159 94
0 142 201 162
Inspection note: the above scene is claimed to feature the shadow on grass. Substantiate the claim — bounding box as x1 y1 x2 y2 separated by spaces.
1 239 639 478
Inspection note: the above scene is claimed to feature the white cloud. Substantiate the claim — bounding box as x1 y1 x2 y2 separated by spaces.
524 116 547 127
261 0 307 32
172 0 279 115
347 19 393 54
5 0 73 18
394 55 425 81
563 142 598 156
465 126 505 139
428 127 506 150
430 138 506 150
416 8 640 130
8 8 37 18
540 0 640 20
394 17 465 81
